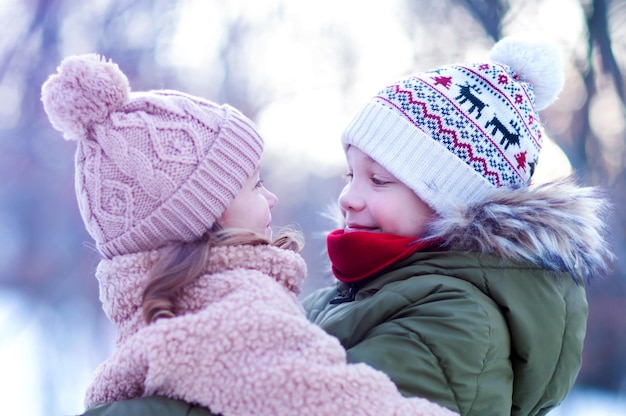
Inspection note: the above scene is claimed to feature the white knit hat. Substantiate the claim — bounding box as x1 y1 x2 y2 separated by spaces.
41 54 264 258
342 36 565 214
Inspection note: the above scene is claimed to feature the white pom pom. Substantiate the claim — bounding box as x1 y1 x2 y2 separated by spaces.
489 36 564 110
41 54 130 140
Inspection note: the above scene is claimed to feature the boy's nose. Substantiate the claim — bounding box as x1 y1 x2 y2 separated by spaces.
338 183 364 211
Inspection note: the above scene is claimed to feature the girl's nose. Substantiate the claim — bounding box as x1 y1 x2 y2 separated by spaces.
264 188 278 209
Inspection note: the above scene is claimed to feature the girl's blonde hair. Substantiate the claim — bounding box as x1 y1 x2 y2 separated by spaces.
141 225 304 324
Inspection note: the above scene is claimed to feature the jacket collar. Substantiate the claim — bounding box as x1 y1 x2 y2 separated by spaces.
426 177 614 284
96 244 306 330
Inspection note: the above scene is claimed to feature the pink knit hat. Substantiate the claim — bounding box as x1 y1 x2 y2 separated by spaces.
343 36 565 215
41 54 263 258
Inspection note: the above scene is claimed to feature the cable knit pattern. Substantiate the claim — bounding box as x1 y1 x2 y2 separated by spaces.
86 244 457 415
42 55 264 258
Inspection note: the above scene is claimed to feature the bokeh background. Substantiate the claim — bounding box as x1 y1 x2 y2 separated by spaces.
1 0 625 415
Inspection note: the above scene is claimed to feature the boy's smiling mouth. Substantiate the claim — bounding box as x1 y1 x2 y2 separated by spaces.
345 223 379 233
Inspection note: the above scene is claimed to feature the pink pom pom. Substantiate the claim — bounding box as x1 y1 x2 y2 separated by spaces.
41 54 130 140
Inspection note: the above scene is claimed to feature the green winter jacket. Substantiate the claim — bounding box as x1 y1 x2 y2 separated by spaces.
80 396 216 416
303 179 613 416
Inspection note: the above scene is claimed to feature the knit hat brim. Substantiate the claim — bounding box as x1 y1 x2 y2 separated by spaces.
96 105 263 258
342 101 494 215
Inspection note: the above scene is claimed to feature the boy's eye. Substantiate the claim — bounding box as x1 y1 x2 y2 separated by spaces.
371 177 390 186
343 173 353 182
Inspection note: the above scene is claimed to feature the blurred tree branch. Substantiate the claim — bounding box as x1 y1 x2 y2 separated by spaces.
571 0 626 179
587 0 625 107
454 0 509 41
0 0 51 83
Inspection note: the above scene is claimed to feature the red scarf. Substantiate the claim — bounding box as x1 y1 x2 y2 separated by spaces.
326 229 438 284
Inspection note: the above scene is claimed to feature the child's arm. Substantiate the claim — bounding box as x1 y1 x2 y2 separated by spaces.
85 270 458 416
80 396 216 416
303 274 512 416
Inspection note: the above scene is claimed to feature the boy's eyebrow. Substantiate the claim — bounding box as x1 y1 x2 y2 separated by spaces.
363 155 383 167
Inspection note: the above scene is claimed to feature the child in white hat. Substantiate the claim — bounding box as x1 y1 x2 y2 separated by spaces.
303 36 614 416
42 55 457 416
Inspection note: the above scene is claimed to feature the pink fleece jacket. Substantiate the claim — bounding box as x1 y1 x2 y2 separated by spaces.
85 244 457 416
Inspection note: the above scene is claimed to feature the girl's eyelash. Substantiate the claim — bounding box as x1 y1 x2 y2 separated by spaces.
255 179 264 188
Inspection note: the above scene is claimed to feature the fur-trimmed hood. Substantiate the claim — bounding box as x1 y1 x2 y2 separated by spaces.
426 177 614 284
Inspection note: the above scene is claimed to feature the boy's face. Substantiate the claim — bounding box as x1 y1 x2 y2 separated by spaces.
339 146 434 237
218 168 277 240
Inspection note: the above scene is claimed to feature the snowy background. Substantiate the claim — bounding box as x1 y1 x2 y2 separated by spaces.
0 0 625 414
